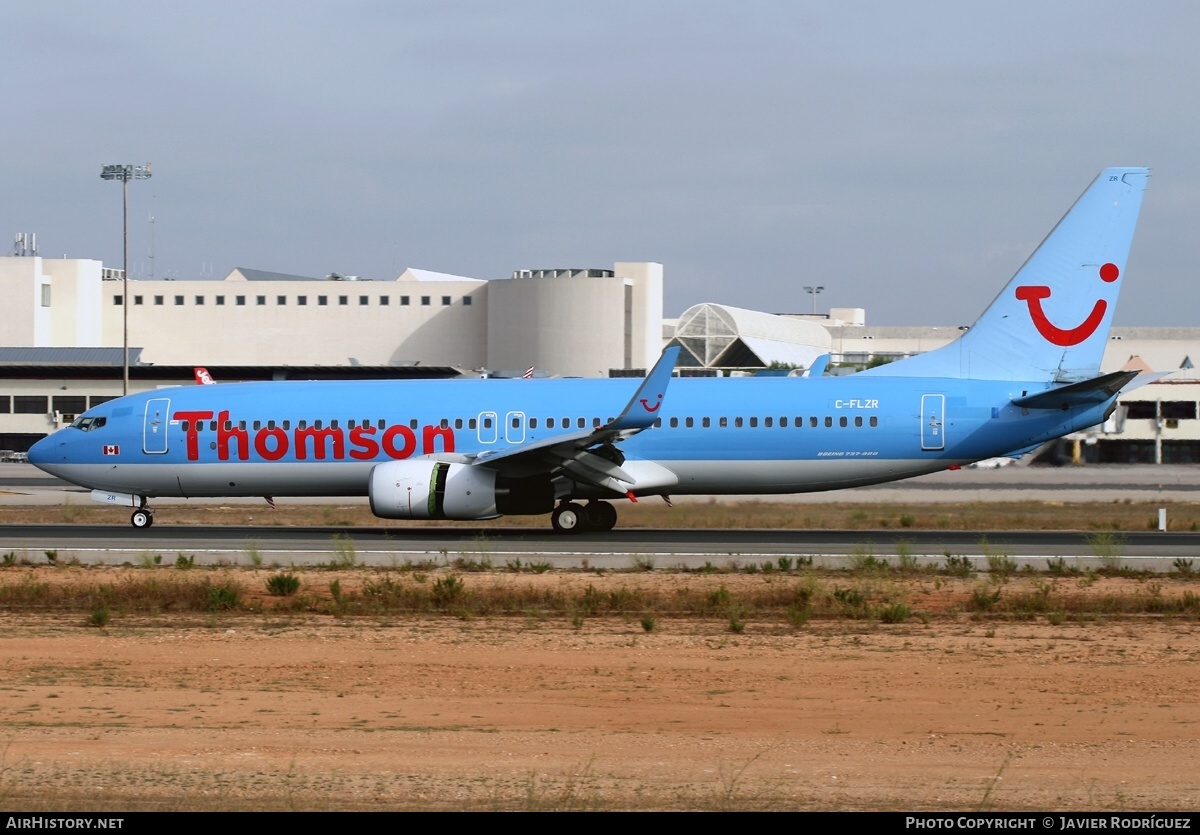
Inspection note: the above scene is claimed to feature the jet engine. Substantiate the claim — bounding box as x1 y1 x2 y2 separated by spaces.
368 460 554 520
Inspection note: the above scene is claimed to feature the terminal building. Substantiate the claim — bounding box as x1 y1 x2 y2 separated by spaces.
0 248 1197 463
0 255 662 377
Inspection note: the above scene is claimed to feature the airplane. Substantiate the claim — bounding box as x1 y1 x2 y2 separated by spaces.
29 167 1150 533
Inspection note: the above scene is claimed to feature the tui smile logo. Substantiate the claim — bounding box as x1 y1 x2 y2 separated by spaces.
1014 263 1119 347
640 393 663 413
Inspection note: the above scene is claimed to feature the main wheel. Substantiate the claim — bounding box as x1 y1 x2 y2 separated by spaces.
586 501 618 532
551 502 586 534
131 509 153 529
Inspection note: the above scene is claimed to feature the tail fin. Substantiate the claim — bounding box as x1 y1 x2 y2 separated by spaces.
863 167 1149 382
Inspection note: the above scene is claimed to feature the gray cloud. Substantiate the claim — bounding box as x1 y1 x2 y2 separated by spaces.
3 1 1198 325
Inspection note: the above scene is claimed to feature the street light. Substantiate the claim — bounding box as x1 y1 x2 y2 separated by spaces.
100 163 152 395
803 285 824 316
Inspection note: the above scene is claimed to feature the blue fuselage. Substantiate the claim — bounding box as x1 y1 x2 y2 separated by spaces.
29 374 1108 500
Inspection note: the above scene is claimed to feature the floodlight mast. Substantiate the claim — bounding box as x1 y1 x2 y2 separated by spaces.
100 164 151 395
803 285 824 316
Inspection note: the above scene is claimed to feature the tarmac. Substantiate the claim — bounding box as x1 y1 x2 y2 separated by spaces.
0 462 1196 507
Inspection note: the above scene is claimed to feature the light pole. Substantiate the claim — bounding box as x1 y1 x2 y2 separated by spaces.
100 163 151 395
803 285 824 315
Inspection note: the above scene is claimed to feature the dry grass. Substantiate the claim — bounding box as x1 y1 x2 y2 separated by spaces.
1 565 1196 625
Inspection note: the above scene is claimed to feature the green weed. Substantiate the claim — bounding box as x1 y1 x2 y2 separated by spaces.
432 574 464 606
330 534 356 568
266 573 301 597
245 539 264 567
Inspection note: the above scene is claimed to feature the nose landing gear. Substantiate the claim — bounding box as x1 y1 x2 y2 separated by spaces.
130 507 155 529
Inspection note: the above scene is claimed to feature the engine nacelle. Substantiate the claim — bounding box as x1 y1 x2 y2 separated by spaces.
368 460 554 520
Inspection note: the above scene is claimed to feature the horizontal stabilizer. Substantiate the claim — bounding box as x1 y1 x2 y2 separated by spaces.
1011 370 1139 410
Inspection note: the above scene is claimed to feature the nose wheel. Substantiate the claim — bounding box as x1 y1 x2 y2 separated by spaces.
131 508 155 529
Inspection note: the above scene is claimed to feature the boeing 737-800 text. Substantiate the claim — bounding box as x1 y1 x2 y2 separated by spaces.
29 168 1151 532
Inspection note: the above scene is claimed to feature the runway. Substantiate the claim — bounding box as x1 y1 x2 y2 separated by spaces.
0 463 1197 570
1 524 1196 571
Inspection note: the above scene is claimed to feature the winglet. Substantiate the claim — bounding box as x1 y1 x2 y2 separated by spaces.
607 346 680 431
806 354 830 378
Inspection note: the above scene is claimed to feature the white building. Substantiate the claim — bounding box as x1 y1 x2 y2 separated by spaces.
0 256 664 378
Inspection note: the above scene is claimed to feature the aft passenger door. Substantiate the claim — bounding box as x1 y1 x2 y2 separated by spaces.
920 394 945 451
143 398 170 454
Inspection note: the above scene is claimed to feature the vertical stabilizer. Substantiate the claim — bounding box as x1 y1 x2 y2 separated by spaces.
863 167 1149 382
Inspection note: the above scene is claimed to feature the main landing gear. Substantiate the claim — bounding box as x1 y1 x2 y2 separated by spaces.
130 507 155 529
551 500 618 534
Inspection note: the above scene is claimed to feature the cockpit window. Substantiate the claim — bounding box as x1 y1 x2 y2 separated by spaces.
70 415 107 432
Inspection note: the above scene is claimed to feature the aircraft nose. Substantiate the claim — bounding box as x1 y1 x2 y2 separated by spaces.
27 432 63 469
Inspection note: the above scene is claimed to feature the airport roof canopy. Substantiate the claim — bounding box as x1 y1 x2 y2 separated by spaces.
669 303 832 369
0 347 144 366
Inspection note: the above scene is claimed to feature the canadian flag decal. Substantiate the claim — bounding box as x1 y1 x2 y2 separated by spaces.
102 445 120 455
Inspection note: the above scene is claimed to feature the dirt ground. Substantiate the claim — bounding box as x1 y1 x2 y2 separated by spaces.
0 569 1197 811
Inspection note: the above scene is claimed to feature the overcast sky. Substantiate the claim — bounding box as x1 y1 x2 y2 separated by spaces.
4 1 1198 326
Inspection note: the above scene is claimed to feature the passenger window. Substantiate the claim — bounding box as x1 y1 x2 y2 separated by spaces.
547 418 556 428
824 417 832 427
855 416 863 427
298 420 307 430
511 416 519 429
670 417 679 428
469 418 477 429
314 420 322 430
870 416 878 427
764 417 773 428
268 420 276 430
441 419 449 429
454 418 463 429
209 421 217 431
410 419 418 429
483 417 492 429
810 416 818 428
594 418 602 428
702 417 711 428
719 417 728 428
780 417 788 427
735 417 743 428
839 416 848 427
577 418 585 429
527 418 536 429
654 418 662 428
685 417 694 428
749 417 758 428
253 420 261 431
283 421 291 430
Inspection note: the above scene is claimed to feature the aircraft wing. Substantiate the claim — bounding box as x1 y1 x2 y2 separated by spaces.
468 346 680 494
